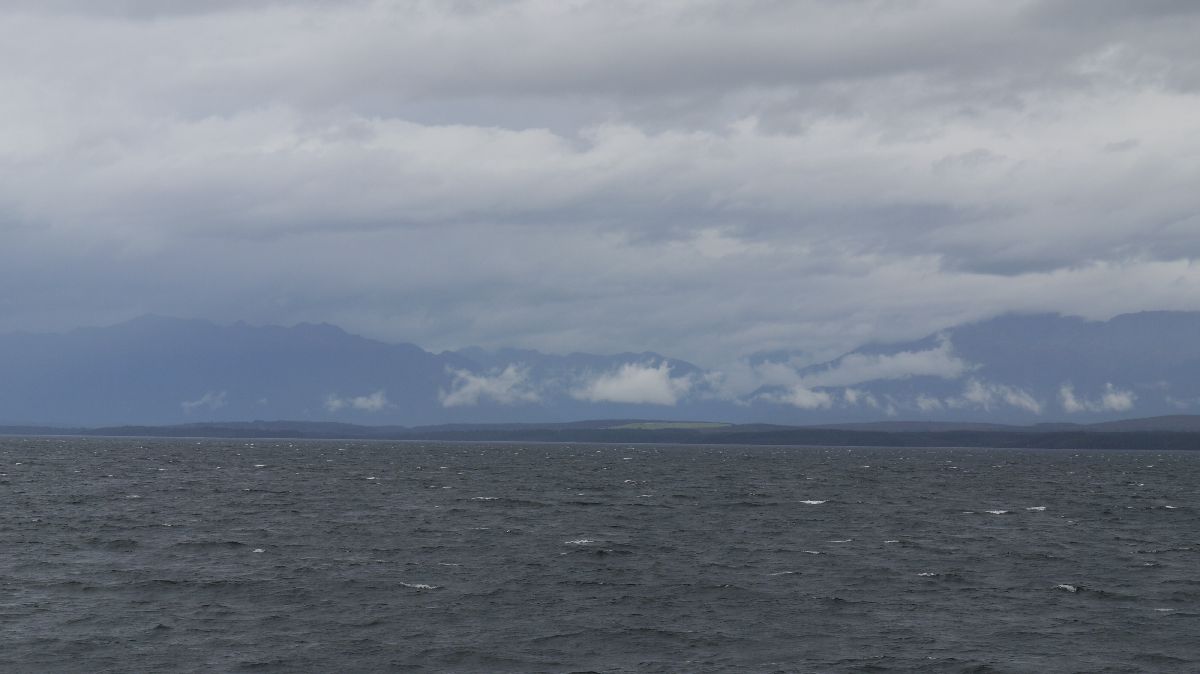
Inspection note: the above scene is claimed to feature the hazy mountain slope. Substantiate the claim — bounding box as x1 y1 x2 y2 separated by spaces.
3 311 1200 425
0 316 714 425
753 311 1200 423
0 316 473 425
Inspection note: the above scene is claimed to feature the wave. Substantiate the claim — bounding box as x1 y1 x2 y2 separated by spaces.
399 582 440 590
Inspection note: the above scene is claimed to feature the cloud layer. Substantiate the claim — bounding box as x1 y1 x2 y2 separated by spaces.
440 365 540 407
1060 383 1136 413
572 362 694 406
797 339 971 389
2 1 1199 371
325 390 389 413
181 390 227 414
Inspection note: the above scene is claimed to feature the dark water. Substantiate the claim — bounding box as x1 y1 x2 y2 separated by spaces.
1 438 1197 673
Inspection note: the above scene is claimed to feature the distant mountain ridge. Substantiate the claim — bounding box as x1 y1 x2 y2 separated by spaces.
0 315 710 425
811 414 1200 433
751 311 1200 424
2 311 1200 425
6 415 1200 451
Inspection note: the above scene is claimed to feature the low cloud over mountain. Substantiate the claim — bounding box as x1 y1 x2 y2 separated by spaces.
1 311 1198 426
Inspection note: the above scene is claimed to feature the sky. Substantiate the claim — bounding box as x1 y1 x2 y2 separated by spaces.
2 0 1200 374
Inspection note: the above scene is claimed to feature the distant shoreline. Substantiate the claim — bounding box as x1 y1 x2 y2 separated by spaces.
5 416 1200 450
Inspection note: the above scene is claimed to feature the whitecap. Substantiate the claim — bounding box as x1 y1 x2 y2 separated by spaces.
800 500 827 505
827 539 852 543
399 582 439 590
1154 608 1175 612
1054 584 1078 593
1163 505 1178 509
252 548 264 553
802 550 822 555
564 539 596 545
917 572 938 577
254 464 266 468
471 496 499 501
986 510 1009 515
1025 506 1046 511
768 571 799 576
884 540 899 544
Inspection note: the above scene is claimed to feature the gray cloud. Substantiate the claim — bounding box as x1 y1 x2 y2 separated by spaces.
948 380 1043 415
440 365 540 407
572 362 694 406
181 390 227 414
1 1 1199 379
324 390 390 413
797 338 971 389
1059 383 1136 413
759 386 835 411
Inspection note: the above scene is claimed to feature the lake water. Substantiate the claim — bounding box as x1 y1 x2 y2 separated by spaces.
1 438 1197 672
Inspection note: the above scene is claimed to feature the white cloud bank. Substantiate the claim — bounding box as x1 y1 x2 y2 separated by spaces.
797 338 971 389
762 386 835 410
763 377 1042 415
325 390 389 413
440 364 540 407
757 338 974 410
843 387 881 409
181 390 226 414
948 380 1042 414
572 362 693 406
1059 383 1136 413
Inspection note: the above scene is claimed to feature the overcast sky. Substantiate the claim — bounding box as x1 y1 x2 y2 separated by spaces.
2 0 1199 371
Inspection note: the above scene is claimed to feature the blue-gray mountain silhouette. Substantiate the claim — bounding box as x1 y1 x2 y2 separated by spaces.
1 311 1199 425
0 315 707 425
752 311 1200 423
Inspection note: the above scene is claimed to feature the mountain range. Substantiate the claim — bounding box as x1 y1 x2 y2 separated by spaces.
1 311 1198 426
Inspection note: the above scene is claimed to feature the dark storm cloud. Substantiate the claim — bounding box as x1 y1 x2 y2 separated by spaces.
1 1 1199 385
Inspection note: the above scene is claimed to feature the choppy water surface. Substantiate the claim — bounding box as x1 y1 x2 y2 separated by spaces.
1 438 1197 673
